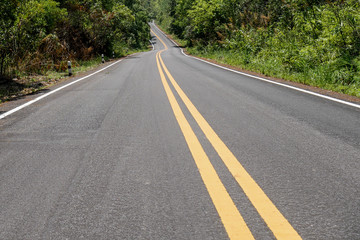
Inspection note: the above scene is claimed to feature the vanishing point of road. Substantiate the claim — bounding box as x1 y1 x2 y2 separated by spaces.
0 24 359 239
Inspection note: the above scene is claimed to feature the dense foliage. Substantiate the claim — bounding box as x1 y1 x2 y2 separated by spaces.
155 0 360 96
0 0 150 80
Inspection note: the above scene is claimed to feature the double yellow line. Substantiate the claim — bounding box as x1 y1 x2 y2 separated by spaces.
152 29 302 240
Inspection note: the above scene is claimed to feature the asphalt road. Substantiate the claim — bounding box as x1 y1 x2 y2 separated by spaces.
0 23 359 239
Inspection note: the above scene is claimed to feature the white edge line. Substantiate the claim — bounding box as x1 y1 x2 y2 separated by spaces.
152 23 360 110
0 58 124 120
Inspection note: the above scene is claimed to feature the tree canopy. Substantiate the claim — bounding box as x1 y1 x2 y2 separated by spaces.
0 0 151 79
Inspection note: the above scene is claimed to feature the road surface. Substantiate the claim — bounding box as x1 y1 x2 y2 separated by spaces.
0 23 359 239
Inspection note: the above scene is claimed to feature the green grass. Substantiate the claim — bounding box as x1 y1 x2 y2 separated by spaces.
186 47 360 98
154 22 360 98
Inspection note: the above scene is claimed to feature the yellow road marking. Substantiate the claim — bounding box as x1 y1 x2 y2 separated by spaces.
152 29 168 50
152 28 302 240
155 47 254 238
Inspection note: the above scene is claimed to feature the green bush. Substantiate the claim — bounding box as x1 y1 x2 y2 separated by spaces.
155 0 360 96
0 0 151 80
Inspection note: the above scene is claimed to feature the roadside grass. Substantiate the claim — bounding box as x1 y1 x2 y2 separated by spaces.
185 47 360 98
155 22 360 99
0 48 148 104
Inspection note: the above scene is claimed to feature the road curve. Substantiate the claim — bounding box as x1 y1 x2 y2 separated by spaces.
0 23 359 239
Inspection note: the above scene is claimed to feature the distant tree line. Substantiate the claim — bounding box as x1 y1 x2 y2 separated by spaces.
154 0 360 95
0 0 151 80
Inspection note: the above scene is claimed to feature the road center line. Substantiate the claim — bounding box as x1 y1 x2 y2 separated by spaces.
153 33 254 239
152 28 302 240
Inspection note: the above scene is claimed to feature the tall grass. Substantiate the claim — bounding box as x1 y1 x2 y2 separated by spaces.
187 46 360 97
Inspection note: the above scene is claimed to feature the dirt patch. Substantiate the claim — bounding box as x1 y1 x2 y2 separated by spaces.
0 75 67 103
0 58 123 105
0 58 123 112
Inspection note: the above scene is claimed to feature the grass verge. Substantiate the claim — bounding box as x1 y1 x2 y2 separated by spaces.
155 23 360 99
187 47 360 98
